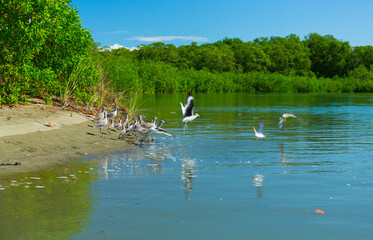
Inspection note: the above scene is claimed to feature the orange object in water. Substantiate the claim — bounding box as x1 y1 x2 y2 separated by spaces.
48 121 53 127
315 209 325 214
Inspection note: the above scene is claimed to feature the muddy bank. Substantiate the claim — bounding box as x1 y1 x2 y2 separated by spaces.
0 104 132 178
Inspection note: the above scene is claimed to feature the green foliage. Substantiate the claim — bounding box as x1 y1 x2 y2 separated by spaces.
1 0 372 108
226 39 271 73
108 33 371 94
349 46 373 70
98 35 373 95
255 34 313 76
345 65 373 92
0 0 99 105
305 33 352 78
60 57 99 106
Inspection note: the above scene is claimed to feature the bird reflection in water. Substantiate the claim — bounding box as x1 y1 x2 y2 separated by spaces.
129 144 170 175
252 174 265 198
99 157 109 179
279 143 289 167
182 159 197 200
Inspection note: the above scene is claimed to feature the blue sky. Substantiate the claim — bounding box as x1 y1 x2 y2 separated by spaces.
72 0 373 49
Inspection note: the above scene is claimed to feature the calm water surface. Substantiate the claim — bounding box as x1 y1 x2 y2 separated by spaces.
0 94 372 240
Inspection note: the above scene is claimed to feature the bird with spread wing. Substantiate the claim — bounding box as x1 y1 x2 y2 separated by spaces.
180 93 200 130
278 113 303 129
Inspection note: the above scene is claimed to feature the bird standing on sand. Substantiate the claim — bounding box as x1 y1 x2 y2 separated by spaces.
106 119 115 132
117 121 128 139
253 119 266 139
122 119 136 136
93 112 108 137
278 113 303 129
94 107 106 122
114 118 123 130
107 106 119 120
180 93 200 130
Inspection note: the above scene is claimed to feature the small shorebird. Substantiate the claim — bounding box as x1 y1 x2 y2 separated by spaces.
154 120 173 137
117 120 129 139
117 114 129 130
126 119 136 132
157 120 165 128
117 127 127 139
278 113 303 129
138 115 144 125
150 116 157 124
105 119 115 132
138 116 157 129
139 120 173 144
137 116 158 142
122 119 136 138
93 112 108 137
107 106 119 120
94 107 106 121
114 118 123 130
180 93 200 130
253 119 266 139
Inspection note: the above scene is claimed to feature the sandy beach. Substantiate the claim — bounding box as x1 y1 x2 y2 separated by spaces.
0 104 132 178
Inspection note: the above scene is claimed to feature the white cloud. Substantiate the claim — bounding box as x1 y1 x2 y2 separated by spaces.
99 44 138 51
126 46 139 51
110 43 125 49
128 36 208 42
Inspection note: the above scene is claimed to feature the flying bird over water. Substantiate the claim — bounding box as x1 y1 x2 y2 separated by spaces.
180 93 200 130
278 113 303 129
253 119 266 139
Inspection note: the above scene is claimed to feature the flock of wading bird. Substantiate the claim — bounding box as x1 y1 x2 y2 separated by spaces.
92 93 304 143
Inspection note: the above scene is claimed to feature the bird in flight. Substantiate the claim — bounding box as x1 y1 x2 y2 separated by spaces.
278 113 303 129
253 119 266 139
180 93 200 130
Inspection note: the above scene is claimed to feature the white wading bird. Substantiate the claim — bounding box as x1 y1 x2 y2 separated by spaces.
180 93 200 130
278 113 303 129
253 119 266 139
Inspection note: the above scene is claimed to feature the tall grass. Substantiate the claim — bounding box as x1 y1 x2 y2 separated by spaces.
103 60 373 94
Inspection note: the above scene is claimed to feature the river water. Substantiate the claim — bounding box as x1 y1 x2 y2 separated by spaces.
0 94 372 240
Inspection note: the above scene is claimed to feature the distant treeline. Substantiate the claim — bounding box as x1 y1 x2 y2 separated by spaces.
100 34 373 94
1 0 372 106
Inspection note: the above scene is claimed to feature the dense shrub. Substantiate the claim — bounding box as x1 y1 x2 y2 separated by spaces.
0 0 99 105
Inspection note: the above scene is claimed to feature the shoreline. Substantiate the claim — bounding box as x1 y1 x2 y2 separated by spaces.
0 104 132 178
